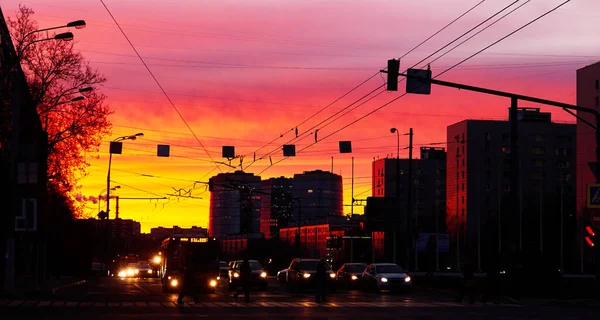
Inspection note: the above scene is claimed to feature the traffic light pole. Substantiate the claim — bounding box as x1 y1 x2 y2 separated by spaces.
392 71 600 281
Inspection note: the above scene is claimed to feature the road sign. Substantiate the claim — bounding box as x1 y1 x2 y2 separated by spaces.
587 184 600 208
592 210 600 229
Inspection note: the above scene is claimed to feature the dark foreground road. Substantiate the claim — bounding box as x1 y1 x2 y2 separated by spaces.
1 277 597 319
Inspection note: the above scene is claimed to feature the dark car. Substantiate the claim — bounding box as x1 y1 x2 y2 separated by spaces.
285 258 336 292
228 260 268 291
336 263 367 289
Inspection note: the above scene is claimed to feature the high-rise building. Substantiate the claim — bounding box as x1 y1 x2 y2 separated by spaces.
260 177 293 239
575 61 600 272
208 171 261 239
292 170 343 225
371 147 447 233
447 108 576 271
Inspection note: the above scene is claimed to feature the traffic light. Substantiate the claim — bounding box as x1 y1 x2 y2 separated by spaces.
585 225 595 247
387 59 400 91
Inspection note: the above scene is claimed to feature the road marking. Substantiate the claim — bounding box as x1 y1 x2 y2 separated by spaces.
0 300 523 308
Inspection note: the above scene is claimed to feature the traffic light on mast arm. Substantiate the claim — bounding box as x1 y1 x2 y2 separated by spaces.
585 225 595 247
387 59 400 91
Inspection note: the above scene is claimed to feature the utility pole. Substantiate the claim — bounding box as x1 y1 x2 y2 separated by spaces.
351 156 354 263
455 135 461 272
407 128 413 270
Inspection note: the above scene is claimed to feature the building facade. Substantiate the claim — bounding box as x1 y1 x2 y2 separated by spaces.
260 177 293 239
447 108 576 271
575 62 600 273
208 171 262 239
1 8 48 293
292 170 343 225
371 147 447 233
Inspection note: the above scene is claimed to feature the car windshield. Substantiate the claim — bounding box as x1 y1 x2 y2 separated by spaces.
299 261 330 271
137 262 150 268
219 262 228 268
345 264 367 272
376 265 404 273
235 261 263 270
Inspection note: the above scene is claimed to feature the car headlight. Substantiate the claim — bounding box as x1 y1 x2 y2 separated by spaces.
134 269 139 274
351 275 358 280
127 269 134 276
260 272 267 278
147 269 152 274
168 276 171 280
329 273 336 279
405 276 411 282
303 273 311 278
233 272 239 278
118 271 126 278
380 277 388 283
170 279 178 287
209 280 217 287
217 276 221 280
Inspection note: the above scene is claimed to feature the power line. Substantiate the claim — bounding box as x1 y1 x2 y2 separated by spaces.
99 0 223 175
425 0 533 68
255 0 564 176
436 0 573 78
242 0 488 171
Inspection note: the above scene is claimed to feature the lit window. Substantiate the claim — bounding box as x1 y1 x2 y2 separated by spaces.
307 189 313 193
502 147 511 154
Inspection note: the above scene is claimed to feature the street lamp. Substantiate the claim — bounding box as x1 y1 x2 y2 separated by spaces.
106 133 144 220
18 32 74 56
390 128 400 264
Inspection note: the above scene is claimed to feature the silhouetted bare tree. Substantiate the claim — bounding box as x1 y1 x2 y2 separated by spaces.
8 5 112 216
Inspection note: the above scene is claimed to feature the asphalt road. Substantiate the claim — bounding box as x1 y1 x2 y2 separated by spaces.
1 277 598 319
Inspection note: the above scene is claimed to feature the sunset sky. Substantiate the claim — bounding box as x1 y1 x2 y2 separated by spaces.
3 0 599 232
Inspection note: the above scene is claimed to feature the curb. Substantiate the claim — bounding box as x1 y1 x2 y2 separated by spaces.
51 280 86 294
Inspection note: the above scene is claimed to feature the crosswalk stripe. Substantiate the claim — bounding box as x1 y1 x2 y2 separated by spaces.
0 299 523 308
8 300 24 306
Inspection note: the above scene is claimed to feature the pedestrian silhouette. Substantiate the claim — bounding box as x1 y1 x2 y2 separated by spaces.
233 258 251 302
315 258 328 303
178 252 199 305
456 261 476 304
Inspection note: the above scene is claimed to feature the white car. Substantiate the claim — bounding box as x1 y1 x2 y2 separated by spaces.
361 263 412 292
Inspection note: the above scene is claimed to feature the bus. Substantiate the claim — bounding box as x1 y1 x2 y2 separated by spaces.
159 235 221 293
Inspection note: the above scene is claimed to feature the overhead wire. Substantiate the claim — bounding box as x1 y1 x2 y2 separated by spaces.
242 0 489 172
99 0 223 175
256 0 568 175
